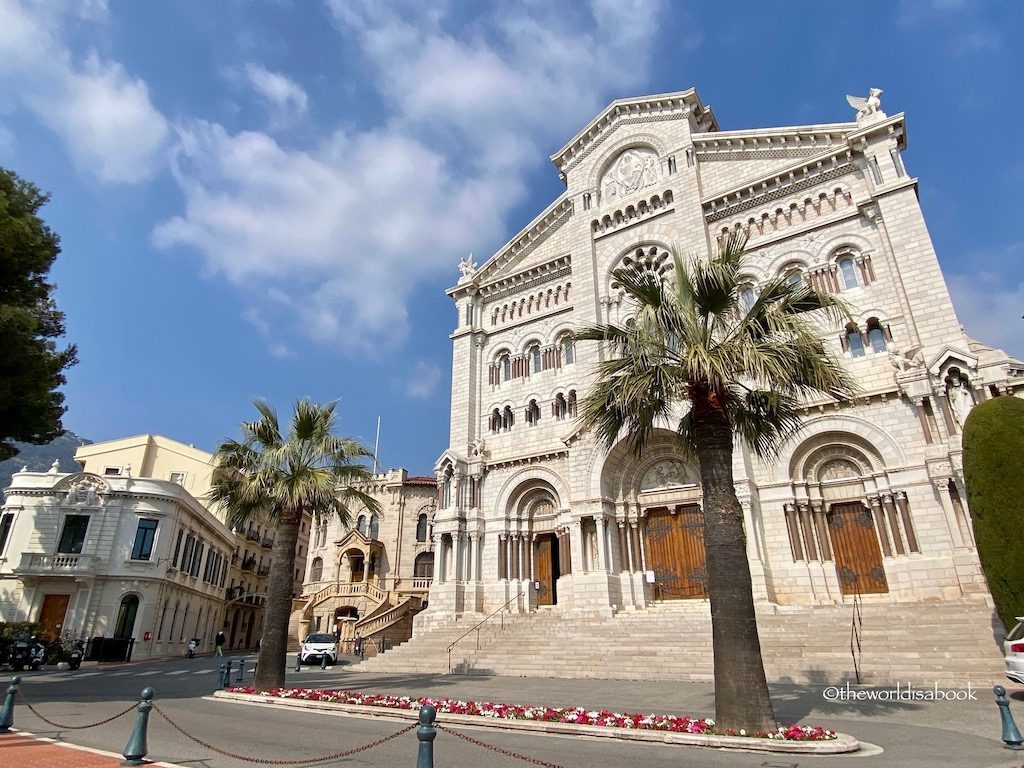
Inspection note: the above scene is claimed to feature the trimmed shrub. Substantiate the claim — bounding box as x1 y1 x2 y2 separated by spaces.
963 396 1024 631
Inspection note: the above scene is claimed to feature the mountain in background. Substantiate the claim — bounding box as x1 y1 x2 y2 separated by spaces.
0 431 92 486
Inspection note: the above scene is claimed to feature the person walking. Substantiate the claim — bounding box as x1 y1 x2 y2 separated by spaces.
215 630 226 657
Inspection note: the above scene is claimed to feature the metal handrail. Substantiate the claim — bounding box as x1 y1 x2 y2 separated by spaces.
850 592 863 684
447 591 524 673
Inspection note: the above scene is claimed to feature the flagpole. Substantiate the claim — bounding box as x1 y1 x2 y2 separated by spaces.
373 416 381 474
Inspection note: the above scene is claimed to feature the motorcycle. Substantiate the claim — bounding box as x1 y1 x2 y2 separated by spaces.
28 637 47 671
68 640 85 671
186 638 199 658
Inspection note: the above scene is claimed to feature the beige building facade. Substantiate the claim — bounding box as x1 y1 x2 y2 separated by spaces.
293 469 437 651
423 88 1024 627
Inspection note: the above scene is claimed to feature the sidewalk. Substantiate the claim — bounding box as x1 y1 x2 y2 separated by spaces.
0 730 186 768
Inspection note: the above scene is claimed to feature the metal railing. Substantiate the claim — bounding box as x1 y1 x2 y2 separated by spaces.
447 592 524 674
652 581 708 600
850 592 863 684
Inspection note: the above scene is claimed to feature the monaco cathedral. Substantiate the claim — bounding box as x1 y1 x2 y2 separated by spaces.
421 87 1023 630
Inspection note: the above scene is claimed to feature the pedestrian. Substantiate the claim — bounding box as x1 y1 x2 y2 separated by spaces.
215 629 226 657
353 633 362 657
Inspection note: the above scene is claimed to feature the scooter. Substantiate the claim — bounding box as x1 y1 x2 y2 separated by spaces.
28 637 47 671
186 638 199 658
10 639 30 671
68 640 85 671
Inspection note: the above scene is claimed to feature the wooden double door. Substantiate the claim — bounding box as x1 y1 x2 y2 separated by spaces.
37 594 70 641
827 502 888 595
533 533 561 606
644 505 707 599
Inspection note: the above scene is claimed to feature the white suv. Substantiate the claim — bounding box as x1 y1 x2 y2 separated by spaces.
300 633 338 665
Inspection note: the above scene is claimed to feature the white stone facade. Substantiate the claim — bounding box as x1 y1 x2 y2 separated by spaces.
425 88 1024 625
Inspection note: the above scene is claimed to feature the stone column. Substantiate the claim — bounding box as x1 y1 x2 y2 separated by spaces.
627 521 638 572
517 533 526 582
498 533 507 580
595 515 606 570
569 520 584 575
912 397 933 444
617 521 628 573
468 533 478 582
933 478 965 549
867 495 893 557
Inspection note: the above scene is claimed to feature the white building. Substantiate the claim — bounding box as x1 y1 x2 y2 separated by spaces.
0 436 234 659
425 87 1024 625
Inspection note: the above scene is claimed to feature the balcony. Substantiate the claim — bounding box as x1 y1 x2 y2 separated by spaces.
411 577 433 590
245 530 260 542
261 536 273 549
257 565 270 577
241 557 257 572
15 553 99 577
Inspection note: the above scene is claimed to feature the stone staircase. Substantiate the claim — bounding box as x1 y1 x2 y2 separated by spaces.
355 599 1006 686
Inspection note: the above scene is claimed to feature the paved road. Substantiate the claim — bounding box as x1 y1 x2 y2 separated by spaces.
7 655 1024 767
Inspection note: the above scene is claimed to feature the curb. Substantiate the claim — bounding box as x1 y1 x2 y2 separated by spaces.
5 728 191 767
211 691 860 754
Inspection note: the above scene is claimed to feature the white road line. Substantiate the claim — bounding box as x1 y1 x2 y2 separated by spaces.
71 672 101 678
136 671 162 676
109 671 133 677
192 669 214 674
165 670 189 675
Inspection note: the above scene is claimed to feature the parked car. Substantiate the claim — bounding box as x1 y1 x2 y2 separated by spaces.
1005 617 1024 684
299 633 338 665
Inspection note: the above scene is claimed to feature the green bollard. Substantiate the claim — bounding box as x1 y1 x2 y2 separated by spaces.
236 658 246 683
416 704 436 768
0 676 22 732
994 685 1024 749
121 687 154 766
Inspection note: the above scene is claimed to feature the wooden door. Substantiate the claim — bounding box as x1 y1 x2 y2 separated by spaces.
37 594 70 640
534 534 558 605
828 502 888 595
644 505 707 599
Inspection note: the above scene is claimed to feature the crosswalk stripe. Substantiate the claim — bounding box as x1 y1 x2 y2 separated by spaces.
165 670 189 675
137 671 162 676
109 672 133 677
192 669 214 674
72 672 101 678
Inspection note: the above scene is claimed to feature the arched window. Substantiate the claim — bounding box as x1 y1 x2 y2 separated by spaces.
357 515 367 536
739 286 756 312
839 257 858 289
414 551 434 578
554 393 568 420
490 408 501 433
309 557 323 582
369 515 380 540
416 513 428 542
530 343 542 373
845 324 865 358
502 406 514 430
866 318 887 353
567 390 578 417
561 335 575 365
500 353 511 382
785 269 804 290
526 399 540 425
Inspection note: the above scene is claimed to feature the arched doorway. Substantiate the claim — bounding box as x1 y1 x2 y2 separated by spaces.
114 595 140 639
644 505 707 599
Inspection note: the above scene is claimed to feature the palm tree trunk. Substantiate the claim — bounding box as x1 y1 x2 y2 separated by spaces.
252 510 301 691
691 389 776 732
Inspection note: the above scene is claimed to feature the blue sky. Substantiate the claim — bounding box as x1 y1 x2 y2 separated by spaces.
1 0 1021 475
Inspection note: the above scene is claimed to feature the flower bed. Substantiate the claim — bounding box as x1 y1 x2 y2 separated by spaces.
227 686 837 742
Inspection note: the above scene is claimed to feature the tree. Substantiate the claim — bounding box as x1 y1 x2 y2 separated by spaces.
574 231 855 732
209 399 381 691
0 168 77 461
963 395 1024 631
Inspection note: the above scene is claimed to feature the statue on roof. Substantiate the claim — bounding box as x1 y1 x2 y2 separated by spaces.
846 88 884 121
458 252 477 279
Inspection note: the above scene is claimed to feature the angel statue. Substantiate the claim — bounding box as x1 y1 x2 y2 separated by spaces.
458 252 477 278
846 88 883 119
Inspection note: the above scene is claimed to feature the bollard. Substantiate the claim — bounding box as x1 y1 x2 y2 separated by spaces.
415 704 436 768
320 653 327 670
223 660 233 689
217 663 227 690
236 658 246 683
0 676 22 733
994 685 1024 749
295 653 302 672
121 687 154 766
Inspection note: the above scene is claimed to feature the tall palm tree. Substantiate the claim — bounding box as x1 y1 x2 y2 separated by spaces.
209 399 381 691
575 231 856 732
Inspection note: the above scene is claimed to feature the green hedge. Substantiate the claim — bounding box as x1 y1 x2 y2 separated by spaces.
963 396 1024 631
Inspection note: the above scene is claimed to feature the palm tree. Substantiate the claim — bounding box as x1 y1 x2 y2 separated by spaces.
574 231 855 732
209 399 381 691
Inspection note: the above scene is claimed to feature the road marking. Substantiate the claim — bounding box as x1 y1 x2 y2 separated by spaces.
192 669 214 674
71 672 101 678
136 671 162 676
165 670 189 675
109 672 133 677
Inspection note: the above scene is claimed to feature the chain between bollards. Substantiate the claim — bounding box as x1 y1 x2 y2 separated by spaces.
416 704 436 768
0 676 21 732
994 685 1024 750
121 687 154 766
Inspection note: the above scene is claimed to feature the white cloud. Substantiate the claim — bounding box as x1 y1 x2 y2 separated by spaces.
947 269 1024 362
404 360 442 400
156 1 664 353
0 1 168 183
243 62 309 125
